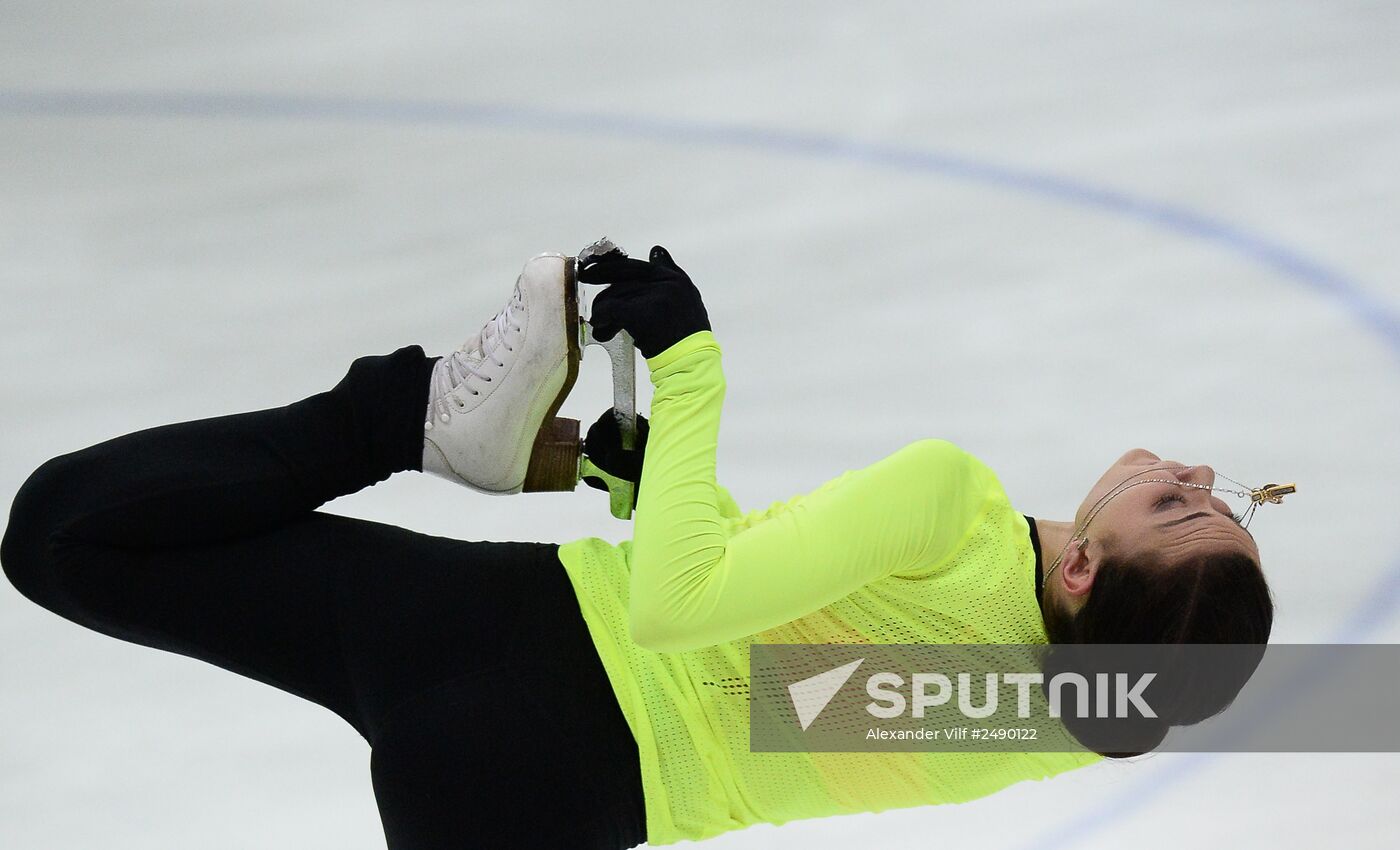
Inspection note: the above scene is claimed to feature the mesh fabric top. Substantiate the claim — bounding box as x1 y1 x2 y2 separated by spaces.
557 331 1100 845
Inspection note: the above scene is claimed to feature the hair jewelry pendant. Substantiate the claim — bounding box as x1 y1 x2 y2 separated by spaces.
1251 483 1296 505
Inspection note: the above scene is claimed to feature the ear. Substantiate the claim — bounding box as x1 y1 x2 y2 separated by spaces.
1057 539 1098 599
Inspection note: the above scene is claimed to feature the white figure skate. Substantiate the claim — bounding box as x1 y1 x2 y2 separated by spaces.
422 253 583 494
422 239 642 516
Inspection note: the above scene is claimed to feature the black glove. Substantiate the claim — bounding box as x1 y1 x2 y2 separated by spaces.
582 408 651 494
577 245 711 359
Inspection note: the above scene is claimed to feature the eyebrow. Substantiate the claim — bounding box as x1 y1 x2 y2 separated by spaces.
1157 511 1256 543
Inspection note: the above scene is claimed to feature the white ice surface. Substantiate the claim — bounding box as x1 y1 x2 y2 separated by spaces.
2 2 1398 848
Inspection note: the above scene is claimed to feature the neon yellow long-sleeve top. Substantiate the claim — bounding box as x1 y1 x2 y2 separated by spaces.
556 330 1100 845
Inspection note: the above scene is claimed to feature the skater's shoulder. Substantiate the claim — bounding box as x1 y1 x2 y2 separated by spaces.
898 437 983 471
897 438 1007 498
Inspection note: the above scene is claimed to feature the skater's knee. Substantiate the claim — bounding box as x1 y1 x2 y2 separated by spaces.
1 454 81 603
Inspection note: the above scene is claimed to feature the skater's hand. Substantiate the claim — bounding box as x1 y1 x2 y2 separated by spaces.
577 245 711 359
582 408 650 494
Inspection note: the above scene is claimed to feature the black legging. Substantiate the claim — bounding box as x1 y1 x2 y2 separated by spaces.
0 345 648 850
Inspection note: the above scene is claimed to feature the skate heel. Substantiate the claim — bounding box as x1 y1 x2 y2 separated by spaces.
523 417 581 492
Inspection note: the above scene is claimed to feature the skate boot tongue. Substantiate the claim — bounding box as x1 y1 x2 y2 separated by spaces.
427 290 524 427
452 333 488 374
459 286 523 373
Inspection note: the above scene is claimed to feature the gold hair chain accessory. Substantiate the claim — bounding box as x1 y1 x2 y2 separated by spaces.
1252 483 1296 504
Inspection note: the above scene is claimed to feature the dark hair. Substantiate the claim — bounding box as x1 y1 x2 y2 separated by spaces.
1041 541 1274 758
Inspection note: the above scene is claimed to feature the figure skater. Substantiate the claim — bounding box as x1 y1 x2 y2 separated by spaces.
1 246 1276 848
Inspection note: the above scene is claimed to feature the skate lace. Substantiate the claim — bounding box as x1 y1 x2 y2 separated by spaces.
428 285 524 423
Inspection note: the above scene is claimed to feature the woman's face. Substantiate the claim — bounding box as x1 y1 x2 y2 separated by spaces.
1076 448 1260 564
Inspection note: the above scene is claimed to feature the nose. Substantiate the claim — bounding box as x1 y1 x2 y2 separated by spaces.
1176 464 1216 488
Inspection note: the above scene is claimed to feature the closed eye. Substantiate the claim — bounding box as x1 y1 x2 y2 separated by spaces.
1154 492 1187 510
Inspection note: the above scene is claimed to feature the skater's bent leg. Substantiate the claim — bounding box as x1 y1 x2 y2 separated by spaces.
1 342 646 844
0 345 439 733
2 344 434 614
7 498 559 739
3 343 434 563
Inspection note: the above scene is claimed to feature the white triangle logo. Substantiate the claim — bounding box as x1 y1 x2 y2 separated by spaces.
788 658 865 731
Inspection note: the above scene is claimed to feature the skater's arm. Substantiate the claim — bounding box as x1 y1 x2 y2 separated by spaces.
629 331 994 653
